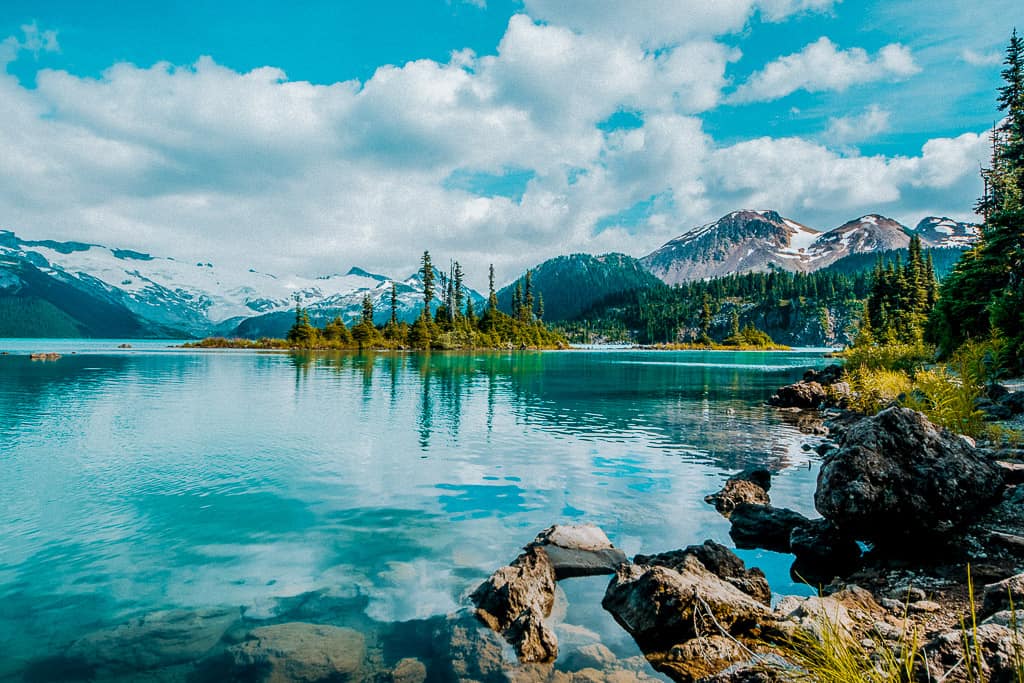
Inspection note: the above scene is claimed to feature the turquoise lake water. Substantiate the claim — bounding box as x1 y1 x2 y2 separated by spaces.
0 341 830 681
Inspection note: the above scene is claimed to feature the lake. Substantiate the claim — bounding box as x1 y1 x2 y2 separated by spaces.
0 341 830 681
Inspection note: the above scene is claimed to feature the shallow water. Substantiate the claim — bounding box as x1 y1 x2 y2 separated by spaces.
0 341 828 681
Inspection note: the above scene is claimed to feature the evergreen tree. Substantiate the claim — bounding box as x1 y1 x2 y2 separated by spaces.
389 281 399 326
323 316 353 345
523 271 534 321
536 292 545 321
420 251 434 320
512 281 523 318
453 261 465 319
487 264 498 311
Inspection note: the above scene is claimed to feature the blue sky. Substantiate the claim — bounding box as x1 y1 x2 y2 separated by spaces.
0 0 1019 285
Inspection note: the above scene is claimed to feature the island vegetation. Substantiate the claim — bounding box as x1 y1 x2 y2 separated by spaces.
184 251 568 351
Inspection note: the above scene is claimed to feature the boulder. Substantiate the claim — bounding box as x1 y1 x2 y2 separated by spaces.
391 658 428 683
67 607 240 674
788 519 861 583
471 545 558 662
803 364 844 386
635 540 771 606
601 557 769 654
704 479 770 516
1000 391 1024 414
226 622 365 683
982 573 1024 617
814 407 1004 546
768 381 827 409
728 504 810 553
431 612 509 683
920 623 1023 683
529 524 627 579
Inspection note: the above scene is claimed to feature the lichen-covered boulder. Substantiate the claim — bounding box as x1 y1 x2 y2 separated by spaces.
815 407 1004 546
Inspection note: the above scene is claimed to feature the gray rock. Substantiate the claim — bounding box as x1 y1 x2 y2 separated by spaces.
921 623 1023 682
530 524 627 579
1000 391 1024 414
814 407 1004 546
67 606 240 673
803 364 844 386
982 573 1024 617
728 504 810 553
769 381 827 409
635 540 771 607
601 558 769 654
226 622 365 683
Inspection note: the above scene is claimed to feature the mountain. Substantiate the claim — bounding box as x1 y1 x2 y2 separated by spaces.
496 253 662 321
0 229 479 338
803 214 910 263
639 210 823 284
907 217 981 248
640 210 977 284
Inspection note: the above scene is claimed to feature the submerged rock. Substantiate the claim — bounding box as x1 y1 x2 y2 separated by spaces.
66 606 240 674
225 622 365 683
530 524 627 579
431 612 509 683
635 540 771 606
815 407 1005 547
728 504 810 553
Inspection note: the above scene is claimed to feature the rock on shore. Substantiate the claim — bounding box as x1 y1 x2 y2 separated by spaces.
815 406 1004 546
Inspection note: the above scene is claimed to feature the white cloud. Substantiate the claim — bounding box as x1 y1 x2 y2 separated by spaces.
825 104 891 144
522 0 839 47
0 16 988 289
732 37 921 103
960 48 1001 66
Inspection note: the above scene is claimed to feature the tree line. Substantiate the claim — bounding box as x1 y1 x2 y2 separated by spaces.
286 251 565 350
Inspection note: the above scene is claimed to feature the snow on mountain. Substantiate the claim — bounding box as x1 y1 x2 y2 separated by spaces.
640 210 824 283
908 217 981 248
640 211 973 284
0 229 476 337
804 214 911 263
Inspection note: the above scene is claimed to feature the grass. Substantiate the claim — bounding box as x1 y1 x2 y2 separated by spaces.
774 568 1024 682
842 337 1020 440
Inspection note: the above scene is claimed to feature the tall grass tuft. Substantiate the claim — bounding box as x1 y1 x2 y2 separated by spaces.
779 603 921 682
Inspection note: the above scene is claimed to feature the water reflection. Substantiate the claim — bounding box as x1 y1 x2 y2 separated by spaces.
0 348 827 680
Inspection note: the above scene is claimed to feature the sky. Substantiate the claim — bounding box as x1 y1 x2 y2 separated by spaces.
0 1 1019 288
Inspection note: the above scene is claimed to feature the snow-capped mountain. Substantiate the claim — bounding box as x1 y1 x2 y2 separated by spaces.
0 229 479 338
641 211 979 284
908 217 981 248
640 210 824 284
804 214 910 263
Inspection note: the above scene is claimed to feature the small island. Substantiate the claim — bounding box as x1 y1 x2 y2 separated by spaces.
184 251 569 351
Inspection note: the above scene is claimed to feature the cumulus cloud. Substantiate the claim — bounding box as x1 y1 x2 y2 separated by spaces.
0 16 987 289
0 22 60 65
732 37 920 103
825 104 891 144
522 0 838 47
